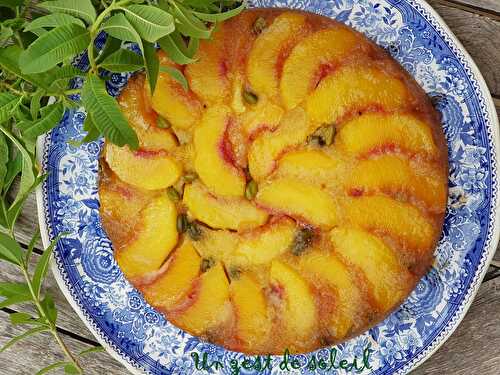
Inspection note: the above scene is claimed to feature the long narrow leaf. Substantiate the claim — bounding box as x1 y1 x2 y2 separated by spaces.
24 13 85 31
20 24 90 74
0 132 9 186
23 103 64 139
0 232 24 266
36 361 70 375
169 2 212 39
100 13 142 46
0 46 50 89
0 294 32 308
25 229 40 265
99 49 143 73
191 2 245 22
143 42 159 94
158 32 197 65
95 36 122 64
0 282 30 297
0 326 48 354
81 74 138 149
122 4 174 42
38 0 96 25
160 66 188 91
32 234 63 298
0 93 20 124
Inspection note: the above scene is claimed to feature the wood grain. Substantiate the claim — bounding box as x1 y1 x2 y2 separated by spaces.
0 310 126 374
437 0 500 16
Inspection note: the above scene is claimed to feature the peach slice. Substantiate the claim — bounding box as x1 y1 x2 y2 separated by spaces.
193 105 245 197
183 182 268 231
274 149 340 183
344 196 435 251
117 75 177 151
233 218 296 266
347 155 447 212
305 64 408 124
281 27 368 109
172 262 230 335
150 58 202 129
270 260 317 343
330 227 412 311
248 107 311 181
240 99 284 137
336 112 439 157
105 143 181 190
247 12 309 99
299 251 362 338
192 227 239 264
143 240 201 310
185 29 230 105
230 273 270 350
256 178 338 228
115 195 178 279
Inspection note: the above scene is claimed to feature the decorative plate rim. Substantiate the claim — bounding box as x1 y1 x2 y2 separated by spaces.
34 0 500 373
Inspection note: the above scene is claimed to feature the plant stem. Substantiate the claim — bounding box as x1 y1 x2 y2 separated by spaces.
20 266 83 374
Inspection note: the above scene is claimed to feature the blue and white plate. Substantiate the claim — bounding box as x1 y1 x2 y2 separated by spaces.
36 0 500 374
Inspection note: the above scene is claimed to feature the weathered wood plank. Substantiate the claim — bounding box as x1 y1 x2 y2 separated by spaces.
413 276 500 375
0 253 99 343
438 0 500 16
427 0 500 97
0 310 126 374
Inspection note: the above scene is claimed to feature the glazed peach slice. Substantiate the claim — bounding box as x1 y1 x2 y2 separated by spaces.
256 178 338 228
240 99 284 137
183 182 268 231
306 64 409 124
274 149 340 183
172 262 230 335
192 227 239 265
248 107 311 181
143 240 201 311
185 29 230 105
150 56 202 129
299 251 362 339
117 75 177 151
230 273 270 351
115 195 178 279
347 155 447 212
233 218 296 266
105 143 181 190
281 27 369 109
270 260 317 344
247 12 309 99
330 227 413 311
194 105 245 197
344 196 435 251
337 112 438 157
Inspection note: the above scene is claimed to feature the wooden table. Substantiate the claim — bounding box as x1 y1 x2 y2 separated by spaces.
1 0 499 373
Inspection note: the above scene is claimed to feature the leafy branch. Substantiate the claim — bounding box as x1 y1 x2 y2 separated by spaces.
0 0 244 373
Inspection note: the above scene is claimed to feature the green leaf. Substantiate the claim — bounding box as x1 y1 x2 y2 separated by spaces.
22 102 64 139
38 0 96 25
0 93 20 124
36 361 69 375
9 312 32 325
0 232 24 266
100 13 142 46
81 74 138 149
64 364 80 374
20 24 90 74
0 294 32 309
122 4 174 42
30 89 44 121
0 0 24 8
78 346 105 356
0 282 29 297
0 127 36 211
160 66 188 91
7 173 45 228
0 26 13 45
40 293 57 324
0 46 50 89
95 36 122 64
82 113 100 143
32 234 63 299
143 42 159 94
25 229 40 265
0 132 9 186
158 32 196 65
24 13 86 32
0 326 47 354
169 2 212 39
99 48 143 72
191 2 245 22
3 150 22 192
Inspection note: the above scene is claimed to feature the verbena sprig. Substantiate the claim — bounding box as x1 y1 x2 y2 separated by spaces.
0 0 244 373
